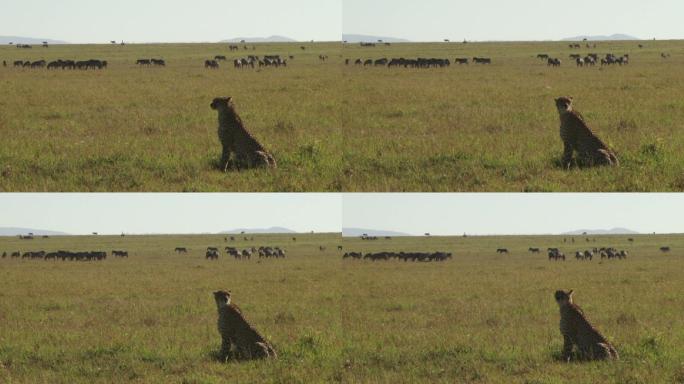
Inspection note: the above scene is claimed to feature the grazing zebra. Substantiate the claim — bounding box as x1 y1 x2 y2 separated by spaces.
112 250 129 258
206 249 220 260
205 60 219 69
549 249 565 261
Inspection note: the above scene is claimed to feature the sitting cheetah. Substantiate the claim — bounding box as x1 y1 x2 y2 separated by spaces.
555 97 619 168
555 290 619 361
213 290 277 361
210 97 277 172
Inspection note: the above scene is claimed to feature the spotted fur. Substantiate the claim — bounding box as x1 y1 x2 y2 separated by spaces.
555 97 619 168
555 290 619 361
210 97 277 171
213 290 277 361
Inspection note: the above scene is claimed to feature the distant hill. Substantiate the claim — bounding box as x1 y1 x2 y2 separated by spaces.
219 227 297 234
0 36 68 45
220 35 297 43
342 228 412 237
343 34 410 43
0 227 70 237
561 228 639 235
562 34 640 41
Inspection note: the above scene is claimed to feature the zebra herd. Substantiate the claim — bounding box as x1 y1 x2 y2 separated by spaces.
203 246 286 260
540 53 629 67
204 55 290 70
12 59 108 70
234 55 288 69
347 56 491 68
543 247 629 261
1 250 127 261
136 58 166 66
343 251 452 262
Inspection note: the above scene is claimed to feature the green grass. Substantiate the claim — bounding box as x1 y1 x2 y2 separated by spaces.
1 233 682 383
341 40 684 191
0 43 343 191
3 41 684 191
0 233 344 383
339 233 684 383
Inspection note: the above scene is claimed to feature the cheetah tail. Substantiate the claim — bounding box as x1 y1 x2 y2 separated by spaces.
609 345 619 360
609 152 620 167
265 152 277 168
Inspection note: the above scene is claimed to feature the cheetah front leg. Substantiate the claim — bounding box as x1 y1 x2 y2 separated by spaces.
561 335 574 362
220 148 237 172
562 143 574 169
220 338 233 361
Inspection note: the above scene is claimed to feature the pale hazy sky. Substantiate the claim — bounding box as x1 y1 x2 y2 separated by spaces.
344 0 684 41
0 194 342 235
4 1 682 44
343 194 684 236
0 0 342 43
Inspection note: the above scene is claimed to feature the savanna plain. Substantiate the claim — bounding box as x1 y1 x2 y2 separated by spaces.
2 40 684 191
1 232 682 383
0 43 343 192
342 40 684 191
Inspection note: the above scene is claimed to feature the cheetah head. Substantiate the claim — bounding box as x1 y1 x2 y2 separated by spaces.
555 96 573 114
213 290 232 307
554 290 574 306
210 97 234 110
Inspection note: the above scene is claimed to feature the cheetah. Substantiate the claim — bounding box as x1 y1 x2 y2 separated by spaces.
210 97 277 172
213 290 277 361
555 290 619 362
555 97 619 168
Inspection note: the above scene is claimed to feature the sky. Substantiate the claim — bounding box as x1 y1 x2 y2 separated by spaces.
0 194 342 235
344 0 684 41
343 194 684 236
0 0 342 43
4 1 682 44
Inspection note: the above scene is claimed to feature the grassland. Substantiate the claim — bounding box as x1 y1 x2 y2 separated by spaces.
0 233 344 383
341 40 684 191
2 41 684 191
0 43 343 191
340 233 684 383
1 232 682 383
